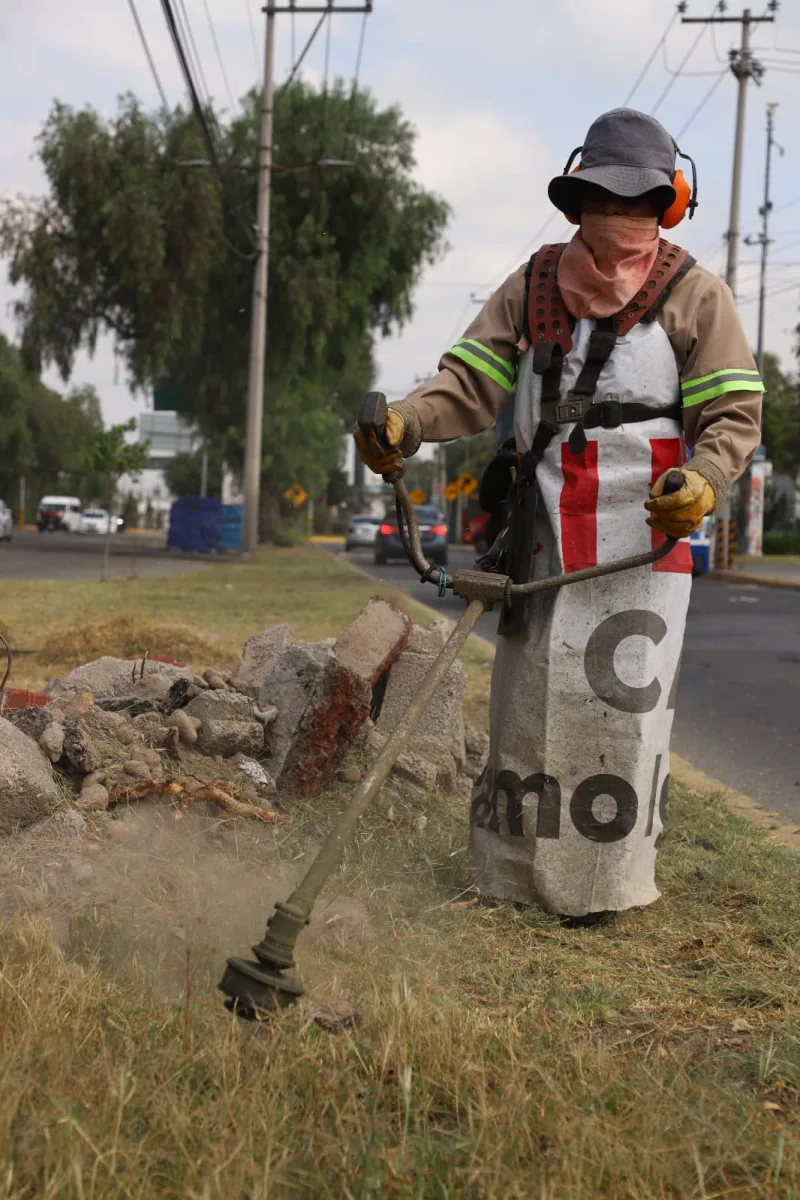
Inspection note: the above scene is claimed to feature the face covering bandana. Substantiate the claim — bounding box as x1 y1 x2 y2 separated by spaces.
557 213 660 321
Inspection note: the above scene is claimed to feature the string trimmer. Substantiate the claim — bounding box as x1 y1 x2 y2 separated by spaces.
218 392 680 1018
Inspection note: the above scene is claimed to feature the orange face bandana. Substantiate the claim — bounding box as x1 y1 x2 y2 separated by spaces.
556 213 660 320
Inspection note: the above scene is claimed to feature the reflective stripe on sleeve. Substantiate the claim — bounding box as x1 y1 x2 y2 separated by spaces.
681 367 764 408
447 339 516 392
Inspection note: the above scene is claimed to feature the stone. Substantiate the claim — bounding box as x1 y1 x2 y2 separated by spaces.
464 729 490 779
184 690 263 759
131 712 169 748
376 625 467 769
60 691 95 720
31 808 88 841
62 722 102 775
253 705 278 727
233 755 276 790
122 759 153 781
258 643 336 777
203 669 229 690
130 745 162 770
5 705 54 742
340 764 363 784
76 783 110 813
0 718 62 836
334 597 411 686
230 624 296 702
50 657 194 704
275 656 371 798
408 616 453 654
392 748 439 794
39 722 65 763
164 709 199 746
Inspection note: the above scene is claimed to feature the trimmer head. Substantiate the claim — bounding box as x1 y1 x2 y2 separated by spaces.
218 955 304 1019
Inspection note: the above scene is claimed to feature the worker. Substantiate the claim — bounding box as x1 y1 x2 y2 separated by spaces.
354 109 763 923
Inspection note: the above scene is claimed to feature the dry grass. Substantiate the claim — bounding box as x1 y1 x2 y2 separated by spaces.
0 545 798 1197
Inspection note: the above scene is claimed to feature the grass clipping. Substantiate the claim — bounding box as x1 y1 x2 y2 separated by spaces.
37 615 226 672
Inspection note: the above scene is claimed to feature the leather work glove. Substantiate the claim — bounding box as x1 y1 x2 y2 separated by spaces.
644 468 716 538
353 407 405 475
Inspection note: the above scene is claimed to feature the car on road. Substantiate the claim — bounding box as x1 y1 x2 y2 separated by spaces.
36 495 83 533
344 514 381 551
0 500 13 541
375 504 448 567
81 508 117 536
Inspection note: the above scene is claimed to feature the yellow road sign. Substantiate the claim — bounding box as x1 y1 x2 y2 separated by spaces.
408 488 427 504
457 472 478 497
444 482 460 502
283 483 308 508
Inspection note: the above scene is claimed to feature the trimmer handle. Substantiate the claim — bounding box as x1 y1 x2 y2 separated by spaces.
661 469 685 495
357 391 390 454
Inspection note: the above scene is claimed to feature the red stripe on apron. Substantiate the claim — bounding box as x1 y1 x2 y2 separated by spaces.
650 438 693 574
560 440 599 573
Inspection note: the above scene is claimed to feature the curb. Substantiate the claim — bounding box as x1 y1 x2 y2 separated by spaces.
710 569 800 592
670 753 800 853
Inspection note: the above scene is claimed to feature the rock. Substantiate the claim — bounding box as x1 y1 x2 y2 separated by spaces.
76 783 110 813
256 642 371 794
19 807 88 843
60 691 95 720
82 771 105 787
203 669 229 690
131 713 169 748
39 722 65 763
233 755 276 790
122 759 152 781
164 709 199 746
50 657 194 704
184 690 264 759
376 625 467 769
435 753 458 794
311 997 361 1033
62 722 101 775
409 617 454 654
392 748 439 794
334 597 411 686
191 674 209 690
340 764 363 784
253 705 278 727
0 718 62 836
130 745 162 770
230 624 296 702
464 729 490 779
452 772 475 801
5 705 54 742
162 678 196 714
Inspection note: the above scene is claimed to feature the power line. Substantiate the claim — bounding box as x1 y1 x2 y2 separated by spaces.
622 6 681 106
344 9 369 141
175 0 214 112
202 0 239 113
661 37 722 75
650 23 709 116
486 213 562 288
674 69 727 138
126 0 171 110
277 11 327 94
244 0 260 74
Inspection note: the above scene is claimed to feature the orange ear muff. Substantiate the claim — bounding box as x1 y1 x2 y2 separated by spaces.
565 164 581 225
661 168 691 229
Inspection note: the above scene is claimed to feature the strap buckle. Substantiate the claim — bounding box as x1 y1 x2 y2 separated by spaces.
597 399 624 429
555 399 584 424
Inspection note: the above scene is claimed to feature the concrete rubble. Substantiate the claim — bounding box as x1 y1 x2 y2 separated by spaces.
0 596 487 839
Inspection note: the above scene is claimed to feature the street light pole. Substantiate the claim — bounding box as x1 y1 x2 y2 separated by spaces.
242 8 276 554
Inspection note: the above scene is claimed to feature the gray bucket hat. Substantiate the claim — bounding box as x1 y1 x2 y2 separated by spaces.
548 108 678 218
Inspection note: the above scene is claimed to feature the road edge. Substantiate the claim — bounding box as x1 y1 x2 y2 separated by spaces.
322 546 800 854
710 569 800 591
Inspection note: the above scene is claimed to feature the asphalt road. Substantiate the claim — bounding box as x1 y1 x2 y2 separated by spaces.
335 544 800 825
0 531 211 580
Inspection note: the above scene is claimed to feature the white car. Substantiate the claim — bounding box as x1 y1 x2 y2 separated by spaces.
0 500 12 541
81 509 116 536
344 514 381 551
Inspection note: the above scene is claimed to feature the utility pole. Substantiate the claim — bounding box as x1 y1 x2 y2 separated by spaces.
681 4 777 301
241 1 373 555
745 102 782 375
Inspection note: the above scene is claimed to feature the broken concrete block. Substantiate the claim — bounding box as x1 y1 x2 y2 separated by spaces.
4 705 53 742
375 626 467 769
280 658 372 797
392 748 439 794
230 624 296 701
334 597 411 686
258 643 335 778
39 722 65 764
464 729 490 779
184 690 264 758
49 657 193 704
0 718 62 836
408 617 454 655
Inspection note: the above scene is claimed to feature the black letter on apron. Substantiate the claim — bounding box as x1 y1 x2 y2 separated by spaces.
570 774 639 843
584 610 668 713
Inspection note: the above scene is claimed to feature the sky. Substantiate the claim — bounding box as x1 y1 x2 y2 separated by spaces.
1 0 799 434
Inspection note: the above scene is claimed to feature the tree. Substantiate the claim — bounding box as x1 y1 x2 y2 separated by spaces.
762 352 800 480
83 419 150 578
164 447 224 499
0 84 450 540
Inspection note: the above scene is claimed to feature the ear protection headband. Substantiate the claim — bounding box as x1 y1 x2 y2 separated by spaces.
559 143 698 229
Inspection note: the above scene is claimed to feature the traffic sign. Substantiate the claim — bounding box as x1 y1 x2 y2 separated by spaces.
458 472 478 497
444 482 460 502
283 484 308 508
409 488 427 504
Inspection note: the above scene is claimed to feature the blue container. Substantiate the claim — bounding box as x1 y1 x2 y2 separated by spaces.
221 504 243 551
168 497 223 553
689 516 713 576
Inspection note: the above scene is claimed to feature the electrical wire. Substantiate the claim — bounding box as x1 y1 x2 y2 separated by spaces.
650 23 709 116
277 11 327 94
319 8 333 162
622 6 681 106
127 0 171 110
202 0 239 112
674 70 728 139
709 21 729 64
244 0 260 74
738 276 800 305
661 38 722 76
486 213 562 289
175 0 214 112
159 0 256 258
344 9 369 142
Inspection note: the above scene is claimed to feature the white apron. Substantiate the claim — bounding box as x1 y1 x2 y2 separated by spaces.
470 318 693 916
